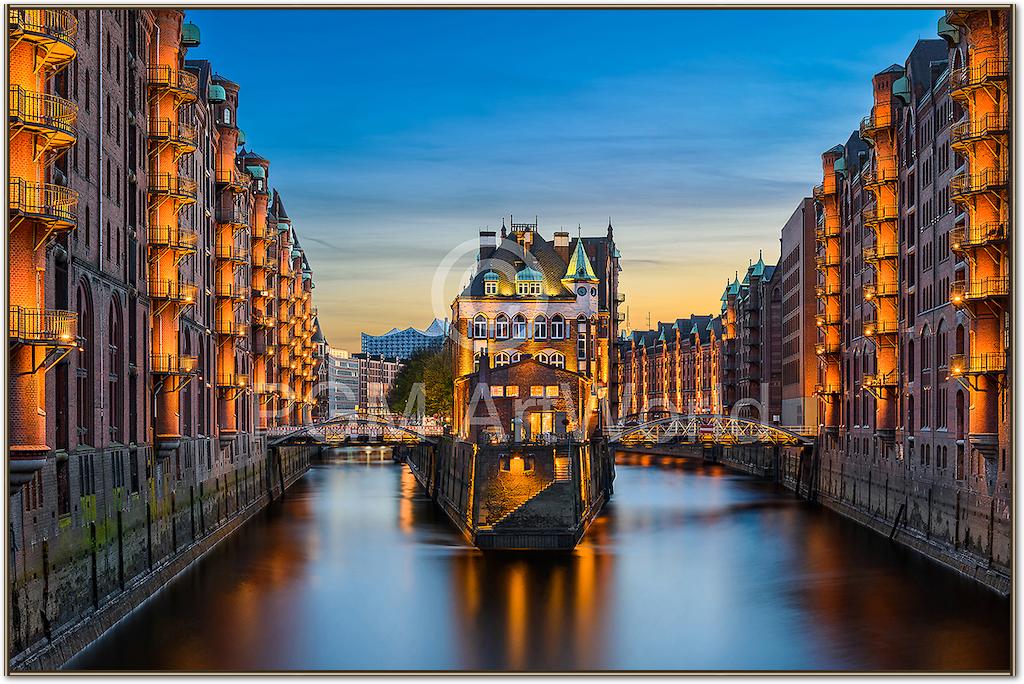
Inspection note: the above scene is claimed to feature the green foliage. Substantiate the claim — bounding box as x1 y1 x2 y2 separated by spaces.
388 347 453 422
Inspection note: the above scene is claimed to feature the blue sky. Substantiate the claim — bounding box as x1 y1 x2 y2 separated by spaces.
186 8 945 351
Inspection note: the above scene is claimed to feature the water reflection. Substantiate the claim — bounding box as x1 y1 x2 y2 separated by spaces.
66 448 1010 672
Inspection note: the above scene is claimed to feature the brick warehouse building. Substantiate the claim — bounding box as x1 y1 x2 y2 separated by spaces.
8 9 320 661
616 9 1009 590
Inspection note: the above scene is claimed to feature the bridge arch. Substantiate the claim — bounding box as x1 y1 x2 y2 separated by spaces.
606 413 813 447
268 413 438 447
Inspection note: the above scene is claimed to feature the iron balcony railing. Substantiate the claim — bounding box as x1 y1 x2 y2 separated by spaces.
815 341 841 356
951 113 1010 145
217 372 247 388
147 64 199 101
215 243 249 262
815 313 840 328
215 168 248 191
148 117 198 150
815 217 841 241
863 282 899 301
950 222 1008 252
148 278 197 302
9 8 77 52
859 108 893 138
863 203 899 225
151 353 198 375
951 58 1009 93
863 319 899 337
215 317 246 337
9 86 78 144
812 184 825 200
214 281 246 300
815 254 840 269
9 306 77 345
253 313 276 328
252 251 272 269
814 383 842 396
148 225 198 252
216 205 249 226
950 277 1010 305
863 243 899 263
815 283 840 297
949 353 1006 377
862 158 898 186
148 172 197 201
951 168 1009 199
9 178 78 227
251 222 271 241
863 370 898 388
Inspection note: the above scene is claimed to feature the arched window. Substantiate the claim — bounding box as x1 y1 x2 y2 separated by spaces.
533 315 547 340
108 297 124 443
550 315 565 340
907 339 915 377
495 313 510 340
512 313 527 340
576 315 588 360
76 282 95 446
509 351 521 364
472 314 487 339
549 352 565 369
907 395 914 436
535 352 549 365
223 107 232 124
494 351 511 367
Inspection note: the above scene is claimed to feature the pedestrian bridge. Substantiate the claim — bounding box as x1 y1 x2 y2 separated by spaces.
605 413 816 447
267 413 441 447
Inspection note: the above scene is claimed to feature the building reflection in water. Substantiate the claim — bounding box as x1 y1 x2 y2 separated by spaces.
65 448 1010 672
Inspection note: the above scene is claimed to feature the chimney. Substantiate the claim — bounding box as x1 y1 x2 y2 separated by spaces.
554 231 570 262
479 230 497 260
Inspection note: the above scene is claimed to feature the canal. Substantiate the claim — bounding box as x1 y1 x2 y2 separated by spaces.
67 448 1011 672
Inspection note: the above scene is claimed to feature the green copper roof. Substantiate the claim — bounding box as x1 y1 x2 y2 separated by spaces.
892 76 911 106
834 156 848 178
181 22 200 48
208 84 226 103
752 253 766 277
937 15 960 46
237 129 247 146
483 270 500 281
290 248 302 259
245 164 265 179
562 238 599 287
728 274 740 296
516 266 543 282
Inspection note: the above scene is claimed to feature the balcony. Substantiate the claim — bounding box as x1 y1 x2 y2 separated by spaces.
147 64 198 103
216 205 249 228
949 353 1006 377
148 173 197 203
215 317 246 337
951 113 1010 148
214 281 246 301
251 222 271 242
9 178 77 232
951 58 1009 96
148 225 198 254
815 341 841 357
862 159 898 187
815 217 840 241
863 282 898 301
9 306 77 346
859 108 893 140
863 319 898 338
815 283 839 297
815 313 840 328
814 383 842 396
950 222 1007 252
148 278 197 303
815 254 840 269
863 370 898 389
215 243 249 263
252 251 272 269
863 203 898 226
217 372 248 389
151 353 198 375
147 118 198 155
215 168 247 193
253 313 276 328
8 9 77 67
951 168 1009 199
812 184 825 201
9 86 77 148
950 277 1010 306
863 243 899 263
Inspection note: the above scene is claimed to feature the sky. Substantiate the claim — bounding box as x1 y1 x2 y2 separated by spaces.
186 8 946 352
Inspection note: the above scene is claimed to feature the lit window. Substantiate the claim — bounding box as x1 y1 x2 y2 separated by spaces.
512 314 527 339
550 315 565 339
484 281 497 295
505 385 520 397
531 386 544 397
533 316 547 339
536 352 548 364
550 352 565 369
490 385 504 397
495 314 510 339
472 315 487 338
495 351 511 367
577 336 587 360
545 385 559 398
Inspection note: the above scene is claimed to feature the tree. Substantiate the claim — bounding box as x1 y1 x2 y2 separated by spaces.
388 347 453 422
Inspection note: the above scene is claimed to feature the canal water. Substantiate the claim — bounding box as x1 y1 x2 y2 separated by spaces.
67 448 1011 672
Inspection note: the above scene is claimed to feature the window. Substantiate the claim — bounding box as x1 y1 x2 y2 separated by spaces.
490 385 505 397
531 386 545 397
504 385 519 398
549 352 565 369
484 281 497 295
512 314 527 339
536 352 548 364
545 385 559 398
495 351 511 367
533 315 547 339
472 315 487 339
550 315 565 339
495 314 509 339
224 107 232 124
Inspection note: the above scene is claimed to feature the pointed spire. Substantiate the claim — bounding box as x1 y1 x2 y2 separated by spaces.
562 237 599 289
500 217 507 239
607 217 614 239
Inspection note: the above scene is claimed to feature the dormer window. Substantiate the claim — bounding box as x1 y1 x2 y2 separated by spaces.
515 266 543 296
483 270 499 296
